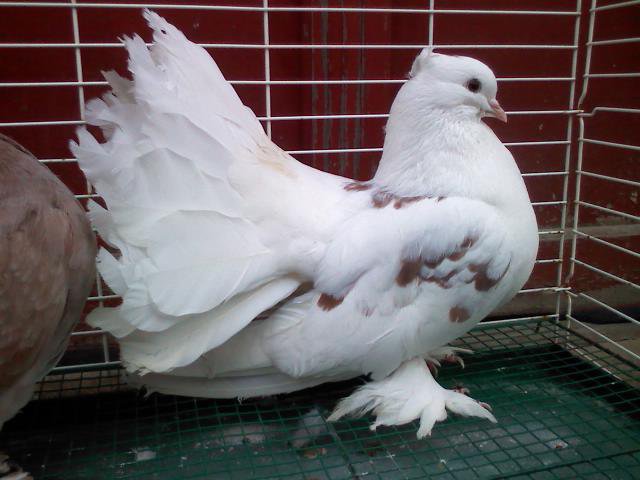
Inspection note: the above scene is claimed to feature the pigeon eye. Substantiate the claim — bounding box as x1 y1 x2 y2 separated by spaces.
467 78 481 93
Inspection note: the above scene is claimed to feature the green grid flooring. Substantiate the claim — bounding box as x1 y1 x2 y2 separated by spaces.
1 322 639 479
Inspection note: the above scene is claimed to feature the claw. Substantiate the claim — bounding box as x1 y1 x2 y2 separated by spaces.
443 353 465 368
423 355 441 376
452 387 493 413
425 346 472 370
453 385 470 395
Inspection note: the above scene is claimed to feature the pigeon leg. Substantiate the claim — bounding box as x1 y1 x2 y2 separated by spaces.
327 358 495 438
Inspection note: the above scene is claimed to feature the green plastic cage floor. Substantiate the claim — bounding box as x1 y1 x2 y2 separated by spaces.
1 322 639 480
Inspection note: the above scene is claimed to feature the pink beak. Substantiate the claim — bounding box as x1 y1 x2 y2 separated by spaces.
489 98 508 123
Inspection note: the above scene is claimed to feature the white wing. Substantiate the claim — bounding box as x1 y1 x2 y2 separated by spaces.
316 195 511 308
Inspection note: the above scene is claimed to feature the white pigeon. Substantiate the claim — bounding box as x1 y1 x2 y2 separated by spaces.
72 10 538 438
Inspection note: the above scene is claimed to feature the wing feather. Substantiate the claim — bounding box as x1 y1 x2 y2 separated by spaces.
315 197 511 304
118 278 300 373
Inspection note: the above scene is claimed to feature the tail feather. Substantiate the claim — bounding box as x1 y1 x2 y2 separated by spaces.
86 307 136 339
118 278 300 373
95 249 126 296
72 10 304 374
102 70 134 104
129 370 331 399
142 9 265 143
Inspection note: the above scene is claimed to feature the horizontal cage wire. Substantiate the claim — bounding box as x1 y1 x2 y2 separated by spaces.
0 1 638 479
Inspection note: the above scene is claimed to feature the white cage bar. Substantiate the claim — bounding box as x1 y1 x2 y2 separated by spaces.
567 0 640 362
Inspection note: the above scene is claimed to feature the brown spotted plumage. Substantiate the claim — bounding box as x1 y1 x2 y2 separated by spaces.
422 269 458 289
0 134 96 429
344 181 372 192
423 236 476 270
468 262 509 291
447 251 466 262
393 196 427 209
424 256 445 269
449 306 471 323
396 259 423 286
447 237 475 261
370 190 439 210
317 293 344 311
371 191 395 208
392 233 509 294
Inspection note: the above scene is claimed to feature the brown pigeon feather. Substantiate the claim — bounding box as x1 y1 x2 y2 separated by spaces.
0 134 97 428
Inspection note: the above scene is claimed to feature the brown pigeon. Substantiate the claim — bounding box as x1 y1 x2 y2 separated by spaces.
0 134 96 474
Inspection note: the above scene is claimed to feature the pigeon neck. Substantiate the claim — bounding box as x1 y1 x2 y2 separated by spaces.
372 104 512 203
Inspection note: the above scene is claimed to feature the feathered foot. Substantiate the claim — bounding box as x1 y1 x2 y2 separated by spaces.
452 385 493 412
327 358 495 438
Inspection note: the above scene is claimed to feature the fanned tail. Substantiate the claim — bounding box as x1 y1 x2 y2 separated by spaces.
70 10 300 374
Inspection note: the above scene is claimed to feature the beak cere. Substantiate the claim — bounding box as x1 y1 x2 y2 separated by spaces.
488 98 508 123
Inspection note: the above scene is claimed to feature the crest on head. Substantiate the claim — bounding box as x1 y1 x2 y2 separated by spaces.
409 47 439 78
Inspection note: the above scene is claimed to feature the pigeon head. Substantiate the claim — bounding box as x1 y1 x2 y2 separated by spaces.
407 49 506 123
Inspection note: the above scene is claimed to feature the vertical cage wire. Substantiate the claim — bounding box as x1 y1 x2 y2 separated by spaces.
0 1 587 371
70 0 111 366
262 0 272 139
553 0 582 322
566 0 640 363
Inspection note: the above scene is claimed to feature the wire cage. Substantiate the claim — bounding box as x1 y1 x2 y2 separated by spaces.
0 1 638 479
